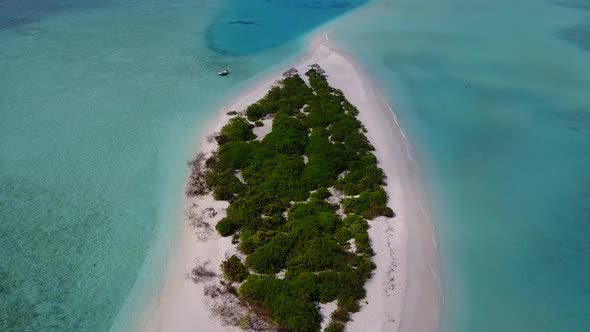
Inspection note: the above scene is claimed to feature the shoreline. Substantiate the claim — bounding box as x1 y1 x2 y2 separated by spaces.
144 35 440 332
327 46 441 332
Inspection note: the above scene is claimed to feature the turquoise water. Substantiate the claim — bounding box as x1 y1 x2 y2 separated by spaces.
207 0 367 55
0 1 365 330
330 0 590 331
2 0 590 331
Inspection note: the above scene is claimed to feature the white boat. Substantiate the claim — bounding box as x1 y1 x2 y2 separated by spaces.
217 69 229 76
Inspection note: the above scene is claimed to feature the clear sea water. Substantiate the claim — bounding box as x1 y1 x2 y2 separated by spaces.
1 0 589 332
0 0 366 331
330 0 590 331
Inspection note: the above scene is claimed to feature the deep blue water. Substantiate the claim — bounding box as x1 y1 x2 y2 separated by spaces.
207 0 367 55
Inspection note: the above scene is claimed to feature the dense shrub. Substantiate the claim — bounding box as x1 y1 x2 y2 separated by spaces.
342 130 374 154
286 236 342 273
216 117 256 144
239 275 321 331
343 214 369 232
338 269 367 302
225 198 262 230
354 231 373 256
205 72 391 331
218 141 253 169
231 233 240 244
335 227 352 245
288 198 334 217
253 155 308 203
210 172 245 200
261 126 307 156
239 275 282 303
316 271 340 302
302 128 346 189
238 229 276 255
221 255 250 282
354 256 376 279
311 187 331 200
342 189 392 219
306 70 331 94
382 206 395 217
267 294 320 331
329 116 361 142
272 112 307 132
335 155 385 195
245 102 270 121
331 306 351 323
342 100 359 116
216 217 240 237
245 233 294 274
325 321 346 332
245 75 313 121
288 272 317 302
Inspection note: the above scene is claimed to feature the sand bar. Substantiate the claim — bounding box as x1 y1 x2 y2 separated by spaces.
143 35 440 332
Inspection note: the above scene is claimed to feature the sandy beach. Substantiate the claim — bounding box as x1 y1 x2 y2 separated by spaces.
143 35 441 332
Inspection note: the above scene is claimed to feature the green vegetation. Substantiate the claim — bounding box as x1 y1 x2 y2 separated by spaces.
215 117 256 144
203 70 394 331
325 321 346 332
343 189 395 219
221 255 250 282
311 187 331 200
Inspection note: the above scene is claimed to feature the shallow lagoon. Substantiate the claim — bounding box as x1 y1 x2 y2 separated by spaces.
0 0 367 330
1 0 589 331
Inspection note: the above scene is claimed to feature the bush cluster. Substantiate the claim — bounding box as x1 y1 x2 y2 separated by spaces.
311 187 331 200
342 189 395 219
203 71 394 331
221 255 250 282
216 117 256 144
246 75 314 121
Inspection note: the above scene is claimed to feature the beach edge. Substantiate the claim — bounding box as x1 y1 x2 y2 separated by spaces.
144 34 441 332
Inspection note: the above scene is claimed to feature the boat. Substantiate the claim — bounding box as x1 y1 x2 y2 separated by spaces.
217 69 229 76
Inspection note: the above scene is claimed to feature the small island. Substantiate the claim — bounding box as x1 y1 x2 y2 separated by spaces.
186 68 395 331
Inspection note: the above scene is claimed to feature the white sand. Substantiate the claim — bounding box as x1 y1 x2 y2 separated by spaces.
252 117 273 140
143 35 440 332
318 301 338 330
321 43 441 332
